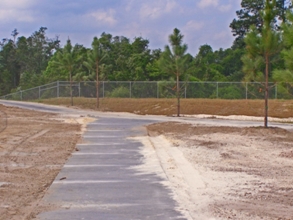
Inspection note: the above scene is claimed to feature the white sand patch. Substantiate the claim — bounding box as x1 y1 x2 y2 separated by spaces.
131 132 269 220
181 114 293 123
57 115 96 133
131 135 223 220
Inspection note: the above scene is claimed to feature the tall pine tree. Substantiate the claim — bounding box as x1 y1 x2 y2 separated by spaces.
158 28 189 117
273 2 293 87
53 39 82 106
83 37 108 109
230 0 291 48
242 0 282 127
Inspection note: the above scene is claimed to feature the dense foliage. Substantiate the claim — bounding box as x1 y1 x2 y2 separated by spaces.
1 0 293 96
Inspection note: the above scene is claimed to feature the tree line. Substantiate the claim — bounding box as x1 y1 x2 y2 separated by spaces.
0 0 293 100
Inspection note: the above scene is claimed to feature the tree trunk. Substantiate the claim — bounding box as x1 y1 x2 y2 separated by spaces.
70 72 73 106
96 60 99 109
176 72 180 117
264 54 269 128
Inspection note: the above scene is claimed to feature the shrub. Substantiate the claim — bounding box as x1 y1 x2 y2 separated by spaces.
109 86 130 98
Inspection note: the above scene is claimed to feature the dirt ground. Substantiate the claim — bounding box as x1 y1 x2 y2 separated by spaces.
147 122 293 220
38 97 293 118
1 100 293 220
0 104 85 220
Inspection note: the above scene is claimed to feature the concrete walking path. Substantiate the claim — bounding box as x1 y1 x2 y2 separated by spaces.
38 117 186 220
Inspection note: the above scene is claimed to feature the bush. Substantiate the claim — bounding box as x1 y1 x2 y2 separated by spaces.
108 86 130 98
217 85 244 99
157 81 176 98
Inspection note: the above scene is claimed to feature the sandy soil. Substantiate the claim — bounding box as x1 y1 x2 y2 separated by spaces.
147 122 293 220
1 101 293 220
0 104 92 220
38 97 293 118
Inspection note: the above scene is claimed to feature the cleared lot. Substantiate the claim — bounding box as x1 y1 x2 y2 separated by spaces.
37 97 293 118
0 99 293 219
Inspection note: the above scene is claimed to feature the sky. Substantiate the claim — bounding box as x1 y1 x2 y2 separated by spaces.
0 0 242 55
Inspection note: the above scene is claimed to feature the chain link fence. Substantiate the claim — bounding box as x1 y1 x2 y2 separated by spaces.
1 81 293 101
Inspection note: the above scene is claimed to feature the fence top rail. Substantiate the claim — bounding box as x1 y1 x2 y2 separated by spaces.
39 81 58 89
22 87 41 92
1 81 293 98
50 80 289 84
58 81 281 83
40 85 58 91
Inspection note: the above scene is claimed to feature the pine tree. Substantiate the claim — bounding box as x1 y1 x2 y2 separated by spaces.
273 1 293 89
158 28 189 117
83 37 108 109
54 39 82 106
242 0 282 127
230 0 291 48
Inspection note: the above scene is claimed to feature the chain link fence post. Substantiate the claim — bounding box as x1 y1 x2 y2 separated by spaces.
78 82 81 97
57 81 59 98
275 83 278 99
157 82 159 98
245 82 247 100
102 81 105 98
129 81 132 98
216 82 219 98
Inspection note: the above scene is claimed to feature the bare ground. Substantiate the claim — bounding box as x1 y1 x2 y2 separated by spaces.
38 98 293 118
147 122 293 219
1 100 293 220
0 104 85 220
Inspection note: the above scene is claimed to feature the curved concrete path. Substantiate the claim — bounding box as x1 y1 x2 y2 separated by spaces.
0 101 190 219
38 117 185 220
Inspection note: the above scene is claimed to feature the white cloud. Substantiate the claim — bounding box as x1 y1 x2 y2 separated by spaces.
197 0 232 13
125 0 135 12
140 0 178 20
214 31 229 40
119 22 144 37
1 0 35 9
87 9 117 26
184 20 204 31
0 0 36 23
219 4 232 12
198 0 219 9
181 21 205 52
0 9 34 22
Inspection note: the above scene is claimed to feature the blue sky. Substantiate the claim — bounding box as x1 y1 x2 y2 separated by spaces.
0 0 242 55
